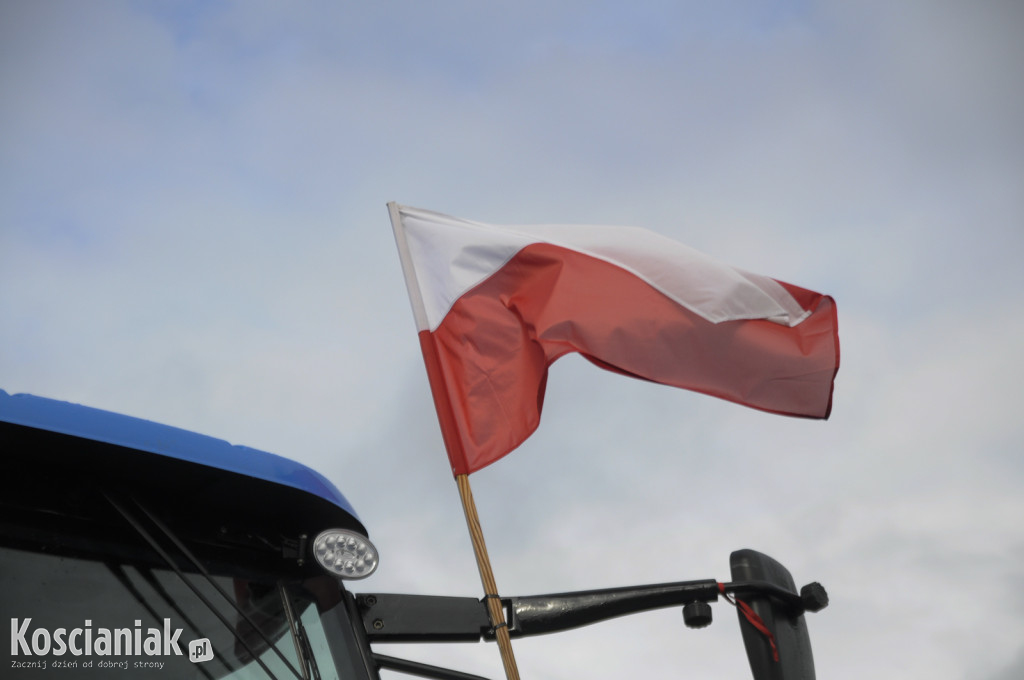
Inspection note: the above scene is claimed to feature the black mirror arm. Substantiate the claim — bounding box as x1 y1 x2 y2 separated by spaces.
355 550 828 680
356 580 718 643
357 576 829 643
502 579 720 637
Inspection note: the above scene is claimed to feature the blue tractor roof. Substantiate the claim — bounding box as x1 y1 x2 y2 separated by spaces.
0 389 362 531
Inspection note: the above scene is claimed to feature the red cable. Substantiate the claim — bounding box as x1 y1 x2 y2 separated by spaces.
718 583 779 662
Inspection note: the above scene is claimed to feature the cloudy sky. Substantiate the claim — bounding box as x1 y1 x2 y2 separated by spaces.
2 1 1022 678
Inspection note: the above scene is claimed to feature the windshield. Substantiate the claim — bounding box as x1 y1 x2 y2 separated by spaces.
1 502 373 680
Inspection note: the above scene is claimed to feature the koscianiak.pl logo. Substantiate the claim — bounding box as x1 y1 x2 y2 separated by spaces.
10 618 213 670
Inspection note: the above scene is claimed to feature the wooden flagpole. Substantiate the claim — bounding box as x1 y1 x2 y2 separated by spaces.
456 474 521 680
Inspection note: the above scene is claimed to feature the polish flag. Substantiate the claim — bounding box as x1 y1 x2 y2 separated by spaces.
389 203 839 476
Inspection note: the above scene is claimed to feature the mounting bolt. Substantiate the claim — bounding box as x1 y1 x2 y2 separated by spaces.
682 601 713 628
800 582 829 613
372 619 384 630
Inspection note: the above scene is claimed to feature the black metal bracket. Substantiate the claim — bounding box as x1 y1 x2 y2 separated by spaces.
723 579 830 616
356 593 491 643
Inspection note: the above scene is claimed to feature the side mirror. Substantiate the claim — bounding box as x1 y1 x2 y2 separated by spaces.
729 549 819 680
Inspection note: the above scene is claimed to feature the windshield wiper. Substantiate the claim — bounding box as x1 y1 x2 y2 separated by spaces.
279 582 323 680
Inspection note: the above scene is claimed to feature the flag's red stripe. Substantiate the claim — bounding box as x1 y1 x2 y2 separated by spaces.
427 243 839 475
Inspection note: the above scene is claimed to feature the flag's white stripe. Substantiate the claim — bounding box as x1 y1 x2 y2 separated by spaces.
393 204 809 333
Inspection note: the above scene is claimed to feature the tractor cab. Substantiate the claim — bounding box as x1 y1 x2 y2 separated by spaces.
2 390 376 679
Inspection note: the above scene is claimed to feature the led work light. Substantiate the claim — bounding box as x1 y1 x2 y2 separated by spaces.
313 528 379 579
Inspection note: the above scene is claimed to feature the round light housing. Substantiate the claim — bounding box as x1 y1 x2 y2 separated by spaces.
312 529 379 580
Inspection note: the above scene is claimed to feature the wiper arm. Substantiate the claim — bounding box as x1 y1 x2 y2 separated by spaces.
279 582 322 680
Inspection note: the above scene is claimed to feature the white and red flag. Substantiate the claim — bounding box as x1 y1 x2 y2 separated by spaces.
389 203 839 476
